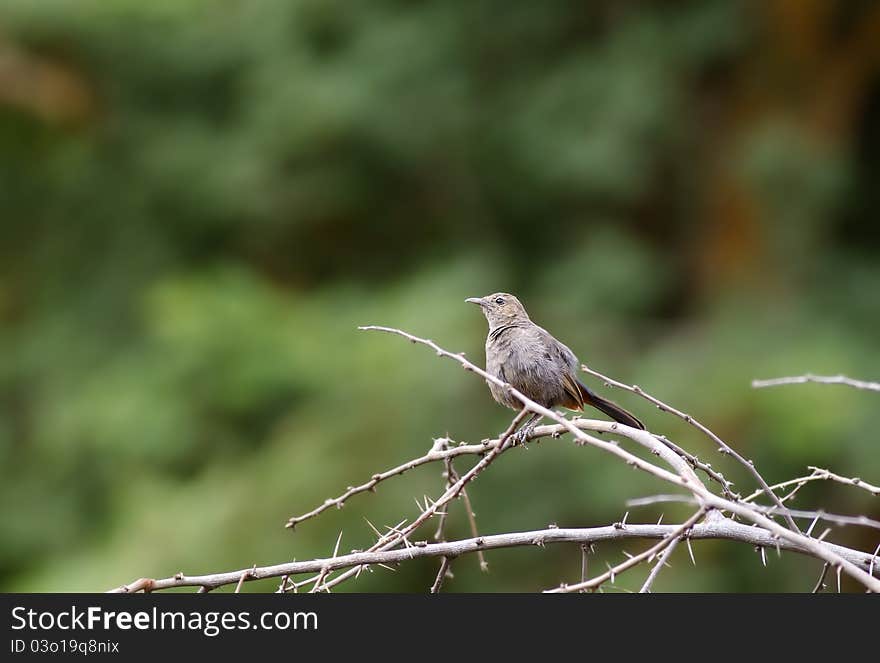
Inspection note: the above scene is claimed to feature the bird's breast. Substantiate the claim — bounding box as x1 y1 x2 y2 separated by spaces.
484 329 569 409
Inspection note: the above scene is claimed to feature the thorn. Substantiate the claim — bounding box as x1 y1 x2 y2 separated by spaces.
332 531 343 558
605 561 616 583
806 514 820 538
869 542 880 578
364 518 382 538
686 537 696 566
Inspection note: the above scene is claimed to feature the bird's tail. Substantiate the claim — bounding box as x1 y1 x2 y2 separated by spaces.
577 381 645 430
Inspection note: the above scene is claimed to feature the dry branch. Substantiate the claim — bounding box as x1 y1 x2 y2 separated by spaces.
111 327 880 594
752 374 880 392
581 364 800 532
547 509 707 593
109 516 880 593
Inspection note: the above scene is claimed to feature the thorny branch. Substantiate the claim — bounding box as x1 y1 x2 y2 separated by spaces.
433 447 488 574
626 494 880 531
430 556 452 594
307 407 530 593
109 518 880 593
739 466 880 502
639 534 681 593
546 509 708 593
752 374 880 392
580 364 800 533
112 326 880 594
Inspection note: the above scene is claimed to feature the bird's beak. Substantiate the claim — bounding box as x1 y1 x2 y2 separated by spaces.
465 297 483 306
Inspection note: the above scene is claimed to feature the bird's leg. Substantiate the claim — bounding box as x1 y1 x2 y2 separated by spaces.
511 413 542 447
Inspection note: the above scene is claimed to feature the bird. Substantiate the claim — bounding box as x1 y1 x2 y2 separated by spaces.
466 292 644 442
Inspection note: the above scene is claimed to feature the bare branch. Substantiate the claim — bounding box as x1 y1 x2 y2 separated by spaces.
234 565 256 594
654 434 739 500
428 442 487 571
640 536 680 593
359 326 702 490
812 563 830 593
286 436 483 529
752 374 880 392
547 509 707 593
113 326 880 594
311 407 530 592
354 327 878 591
627 493 880 531
581 363 800 532
430 556 452 594
806 466 880 497
109 515 880 593
739 466 879 505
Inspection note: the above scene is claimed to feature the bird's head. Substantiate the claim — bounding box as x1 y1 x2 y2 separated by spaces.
466 292 530 328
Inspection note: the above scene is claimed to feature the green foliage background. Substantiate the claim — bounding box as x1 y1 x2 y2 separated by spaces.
1 0 878 592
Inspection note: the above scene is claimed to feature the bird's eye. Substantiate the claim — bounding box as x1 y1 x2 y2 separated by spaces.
494 297 505 305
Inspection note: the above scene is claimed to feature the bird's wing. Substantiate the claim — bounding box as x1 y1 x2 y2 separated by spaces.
537 326 584 409
559 372 585 410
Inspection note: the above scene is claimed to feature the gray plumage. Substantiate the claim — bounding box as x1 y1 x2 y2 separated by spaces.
467 292 644 436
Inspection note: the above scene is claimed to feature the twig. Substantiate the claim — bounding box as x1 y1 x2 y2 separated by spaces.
234 565 256 594
580 544 589 590
311 407 530 592
433 449 488 572
287 437 484 529
430 556 452 594
752 374 880 392
742 466 880 502
812 563 830 593
581 364 800 532
433 451 454 542
627 494 880 531
308 531 344 593
460 488 487 572
653 434 739 500
546 509 707 593
806 466 880 497
639 535 680 593
309 568 330 593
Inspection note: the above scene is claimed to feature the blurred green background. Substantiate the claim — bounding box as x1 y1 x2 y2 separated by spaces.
1 0 878 593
